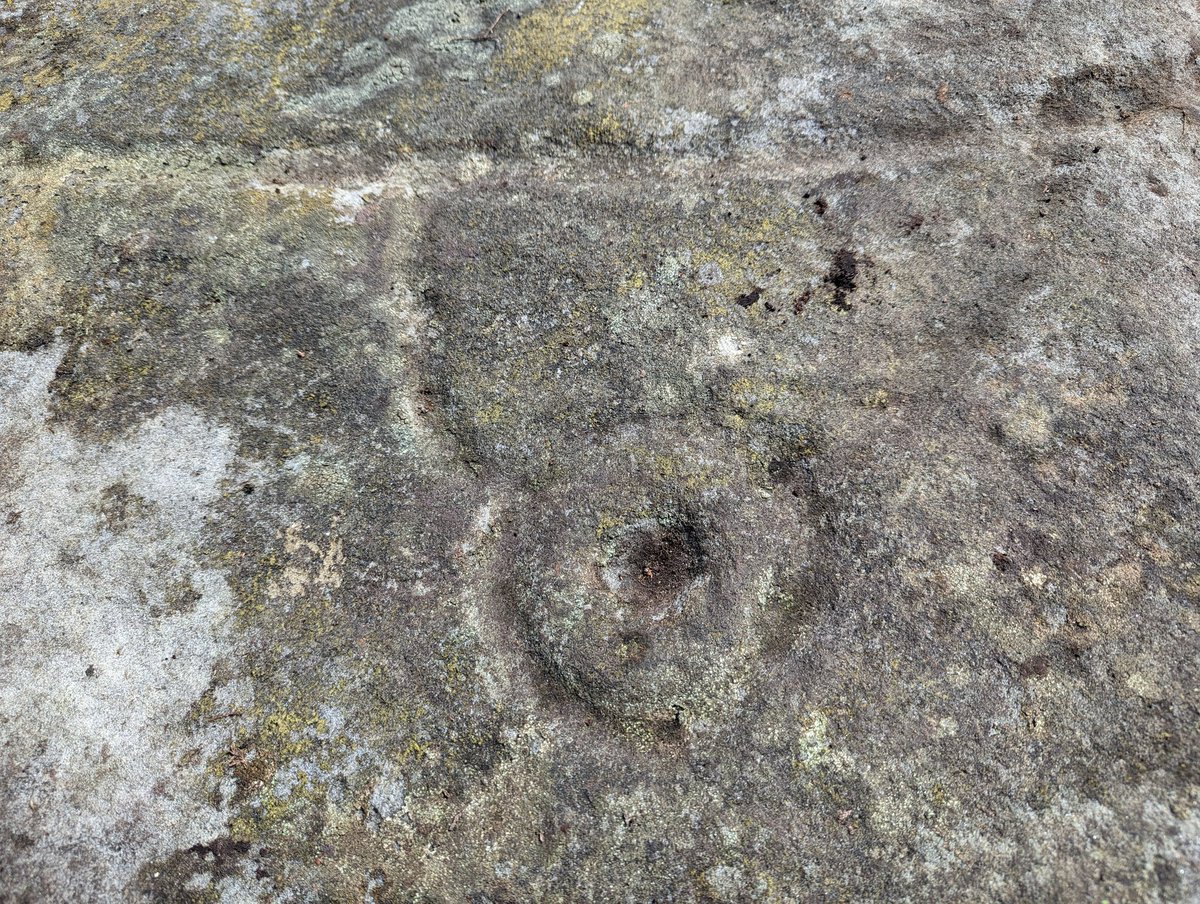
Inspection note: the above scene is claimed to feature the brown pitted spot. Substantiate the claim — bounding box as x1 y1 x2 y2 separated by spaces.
1018 655 1050 679
616 630 650 664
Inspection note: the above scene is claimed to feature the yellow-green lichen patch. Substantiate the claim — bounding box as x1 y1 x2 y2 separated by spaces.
222 713 337 846
685 199 818 312
32 0 351 145
0 153 77 350
495 0 652 78
48 280 172 422
573 106 640 148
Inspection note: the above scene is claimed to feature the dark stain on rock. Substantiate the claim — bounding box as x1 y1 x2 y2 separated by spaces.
98 482 149 534
185 837 253 863
135 836 253 903
826 248 863 311
763 563 838 656
1037 57 1186 126
767 457 796 483
736 286 763 308
617 630 650 665
161 580 202 616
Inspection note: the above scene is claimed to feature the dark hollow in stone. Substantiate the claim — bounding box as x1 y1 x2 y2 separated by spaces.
619 525 704 608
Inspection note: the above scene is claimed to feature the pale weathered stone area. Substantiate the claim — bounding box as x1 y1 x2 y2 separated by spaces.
3 1 1200 901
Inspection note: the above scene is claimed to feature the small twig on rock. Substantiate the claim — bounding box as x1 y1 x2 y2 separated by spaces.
456 7 511 43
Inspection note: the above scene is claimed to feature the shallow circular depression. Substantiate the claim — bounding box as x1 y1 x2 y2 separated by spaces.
515 508 763 724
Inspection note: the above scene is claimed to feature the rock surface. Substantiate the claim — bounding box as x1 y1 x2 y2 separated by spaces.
3 1 1200 901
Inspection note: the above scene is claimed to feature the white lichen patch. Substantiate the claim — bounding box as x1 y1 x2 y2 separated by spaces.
267 521 346 600
331 183 386 225
0 345 238 899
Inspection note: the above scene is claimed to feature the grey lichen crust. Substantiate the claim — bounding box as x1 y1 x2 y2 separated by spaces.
3 0 1200 901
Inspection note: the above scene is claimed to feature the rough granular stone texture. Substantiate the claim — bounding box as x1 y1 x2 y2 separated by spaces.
3 1 1200 901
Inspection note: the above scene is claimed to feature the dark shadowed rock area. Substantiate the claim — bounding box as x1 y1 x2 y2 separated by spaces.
3 1 1200 901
